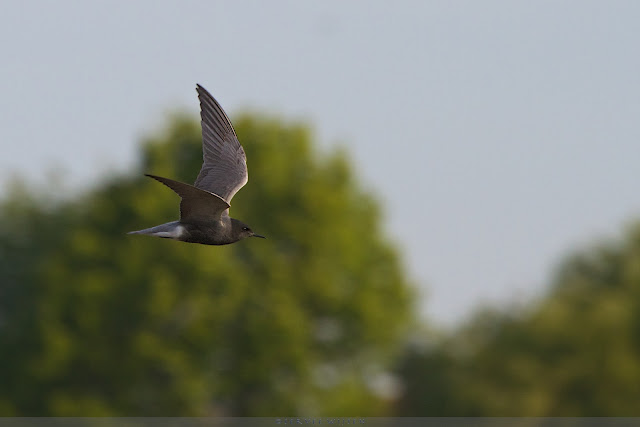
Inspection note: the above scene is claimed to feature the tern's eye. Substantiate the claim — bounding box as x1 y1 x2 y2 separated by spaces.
242 227 250 231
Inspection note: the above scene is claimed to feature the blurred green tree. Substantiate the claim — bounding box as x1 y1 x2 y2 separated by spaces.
394 225 640 416
0 113 415 416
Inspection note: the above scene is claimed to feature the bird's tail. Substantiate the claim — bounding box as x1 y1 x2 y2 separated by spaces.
127 221 185 240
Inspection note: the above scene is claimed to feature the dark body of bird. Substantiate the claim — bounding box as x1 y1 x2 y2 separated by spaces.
129 85 265 245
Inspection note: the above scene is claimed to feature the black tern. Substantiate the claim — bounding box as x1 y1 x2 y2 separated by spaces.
129 84 265 245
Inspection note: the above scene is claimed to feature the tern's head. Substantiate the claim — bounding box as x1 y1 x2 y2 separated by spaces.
231 218 266 241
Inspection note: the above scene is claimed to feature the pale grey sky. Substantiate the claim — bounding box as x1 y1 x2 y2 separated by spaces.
2 1 640 326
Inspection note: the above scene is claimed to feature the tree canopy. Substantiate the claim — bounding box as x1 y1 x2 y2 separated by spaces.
0 113 414 416
395 224 640 416
5 109 640 417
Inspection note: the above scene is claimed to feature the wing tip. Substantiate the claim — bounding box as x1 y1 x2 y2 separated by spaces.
196 83 208 95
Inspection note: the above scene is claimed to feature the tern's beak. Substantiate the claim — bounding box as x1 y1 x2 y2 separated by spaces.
252 233 266 239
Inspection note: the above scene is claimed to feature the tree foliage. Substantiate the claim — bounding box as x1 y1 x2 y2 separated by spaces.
0 114 414 416
395 225 640 416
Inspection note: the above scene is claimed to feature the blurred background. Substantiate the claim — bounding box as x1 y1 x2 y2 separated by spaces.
1 0 640 416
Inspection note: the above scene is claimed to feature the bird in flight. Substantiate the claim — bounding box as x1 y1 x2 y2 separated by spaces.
129 84 265 245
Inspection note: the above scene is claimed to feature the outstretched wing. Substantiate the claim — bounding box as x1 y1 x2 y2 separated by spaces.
194 84 248 203
146 174 230 222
